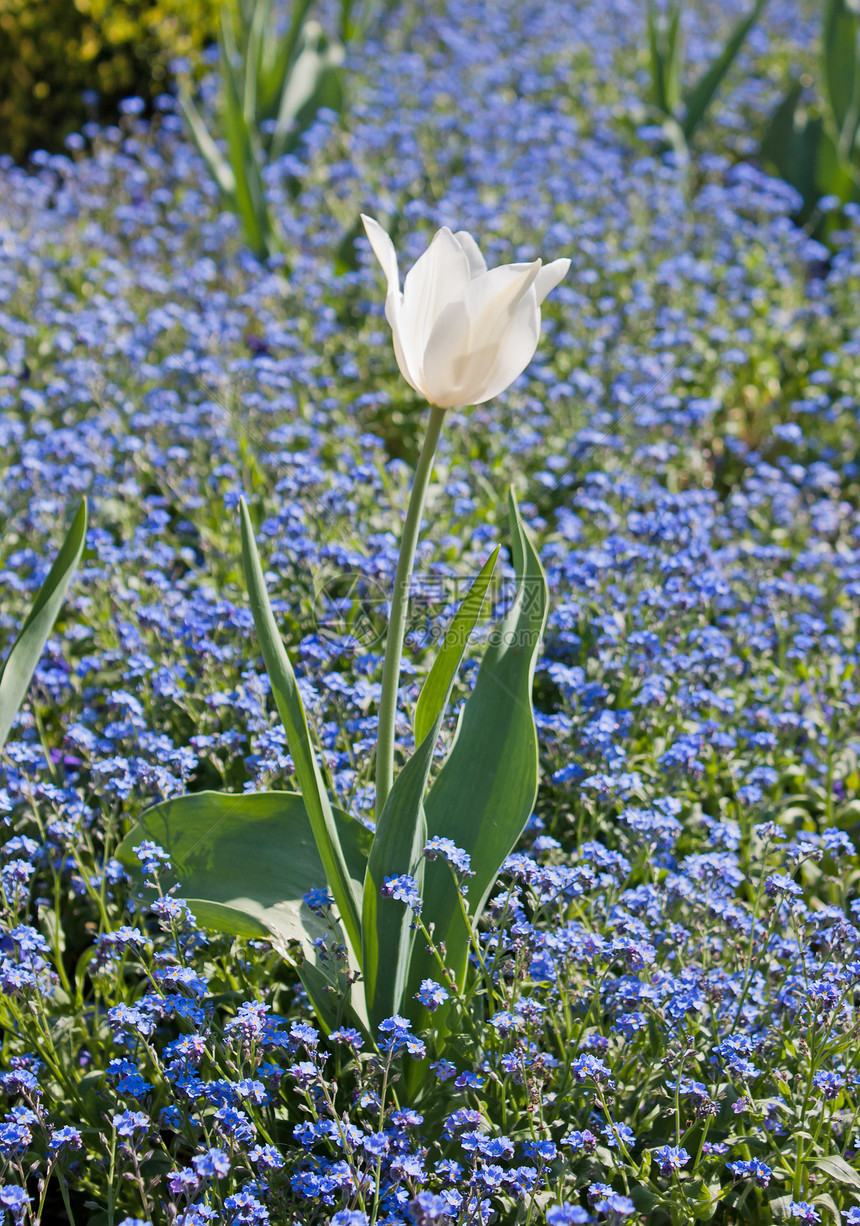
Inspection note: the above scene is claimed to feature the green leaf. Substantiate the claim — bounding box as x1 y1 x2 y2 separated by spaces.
813 1193 844 1223
269 23 345 164
813 1154 860 1190
362 546 499 1030
415 546 500 745
760 81 824 219
178 90 237 203
219 33 276 261
116 789 371 1033
681 0 768 141
258 0 317 122
647 0 682 118
0 498 87 752
824 0 860 152
405 490 548 1032
816 121 860 203
239 498 362 957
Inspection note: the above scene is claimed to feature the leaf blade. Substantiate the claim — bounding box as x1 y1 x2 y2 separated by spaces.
116 789 371 1033
239 498 362 956
681 0 768 141
0 498 87 752
405 490 548 1031
363 545 499 1029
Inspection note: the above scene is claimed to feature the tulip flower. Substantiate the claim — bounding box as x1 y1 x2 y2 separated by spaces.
361 215 570 409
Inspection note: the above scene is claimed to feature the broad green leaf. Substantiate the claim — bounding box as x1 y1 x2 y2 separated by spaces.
682 0 768 141
816 121 860 203
760 82 824 220
178 90 237 203
116 789 371 1032
824 0 860 151
813 1154 860 1190
405 490 548 1038
239 498 362 956
270 24 345 164
0 497 87 752
363 546 499 1030
812 1193 844 1223
219 37 275 261
266 0 318 111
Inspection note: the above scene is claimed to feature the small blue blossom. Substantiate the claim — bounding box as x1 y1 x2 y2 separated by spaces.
380 873 423 911
654 1145 691 1177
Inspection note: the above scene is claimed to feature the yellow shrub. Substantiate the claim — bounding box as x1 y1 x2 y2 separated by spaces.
0 0 228 162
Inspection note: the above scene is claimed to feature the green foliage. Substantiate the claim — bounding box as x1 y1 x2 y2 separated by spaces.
117 789 371 1031
238 495 362 954
0 0 225 162
760 0 860 231
642 0 768 154
179 0 345 261
119 493 548 1080
0 498 87 751
362 545 499 1031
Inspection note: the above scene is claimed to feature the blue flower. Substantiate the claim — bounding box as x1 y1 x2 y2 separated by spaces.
380 873 423 911
547 1206 591 1225
727 1159 772 1187
787 1204 822 1223
654 1145 691 1177
424 837 474 877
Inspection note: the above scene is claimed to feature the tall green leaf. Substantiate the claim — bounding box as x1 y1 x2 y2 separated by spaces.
260 0 317 123
178 90 238 203
681 0 768 141
414 546 500 746
647 0 682 118
239 497 362 957
760 80 824 220
824 0 860 151
219 31 276 261
116 789 370 1033
0 497 87 752
405 491 548 1034
362 547 499 1029
269 23 345 164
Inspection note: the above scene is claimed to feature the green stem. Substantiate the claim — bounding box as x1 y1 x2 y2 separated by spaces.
375 405 446 815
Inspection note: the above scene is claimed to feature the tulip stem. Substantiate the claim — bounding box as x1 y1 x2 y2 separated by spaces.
376 405 447 817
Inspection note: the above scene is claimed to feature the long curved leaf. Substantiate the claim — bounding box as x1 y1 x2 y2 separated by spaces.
239 498 362 957
414 546 500 745
824 0 860 152
405 490 548 1034
0 498 87 752
681 0 768 142
178 90 237 202
116 789 371 1032
362 546 499 1029
220 38 275 261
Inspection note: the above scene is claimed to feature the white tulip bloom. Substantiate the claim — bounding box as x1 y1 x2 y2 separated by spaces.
361 214 570 409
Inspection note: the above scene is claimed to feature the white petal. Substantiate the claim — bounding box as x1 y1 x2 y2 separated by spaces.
420 261 542 407
469 290 541 404
533 257 570 305
385 293 424 395
453 230 487 278
361 214 400 293
461 260 542 351
400 227 472 377
419 299 473 408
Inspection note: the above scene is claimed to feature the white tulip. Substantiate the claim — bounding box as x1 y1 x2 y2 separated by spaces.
361 214 570 409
